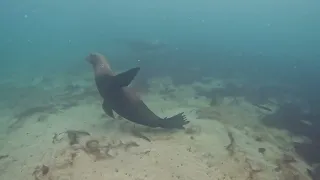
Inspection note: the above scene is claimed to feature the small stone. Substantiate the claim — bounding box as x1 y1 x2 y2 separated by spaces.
282 154 296 163
258 148 266 154
255 136 263 142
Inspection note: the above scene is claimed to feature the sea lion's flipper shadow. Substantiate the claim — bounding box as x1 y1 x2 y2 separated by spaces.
102 100 115 118
112 67 140 87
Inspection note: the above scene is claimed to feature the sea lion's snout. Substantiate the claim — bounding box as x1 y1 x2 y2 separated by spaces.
86 53 99 65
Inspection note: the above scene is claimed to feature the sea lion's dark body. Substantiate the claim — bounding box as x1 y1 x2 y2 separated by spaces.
87 53 189 129
95 75 166 127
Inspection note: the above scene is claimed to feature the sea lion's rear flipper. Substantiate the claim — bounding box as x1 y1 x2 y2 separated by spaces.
112 67 140 87
102 100 115 118
159 112 190 129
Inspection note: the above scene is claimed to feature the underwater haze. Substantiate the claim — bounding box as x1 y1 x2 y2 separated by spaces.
1 0 320 79
1 0 320 180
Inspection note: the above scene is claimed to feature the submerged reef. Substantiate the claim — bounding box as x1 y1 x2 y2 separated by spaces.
262 103 320 165
195 81 290 108
195 79 320 170
294 142 320 165
261 103 318 138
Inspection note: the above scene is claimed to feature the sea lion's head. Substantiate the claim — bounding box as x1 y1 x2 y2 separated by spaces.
86 53 110 66
86 53 113 76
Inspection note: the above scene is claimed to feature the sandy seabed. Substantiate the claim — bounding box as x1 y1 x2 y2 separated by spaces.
0 74 313 180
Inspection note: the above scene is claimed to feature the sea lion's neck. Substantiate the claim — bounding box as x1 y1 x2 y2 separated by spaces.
94 61 114 77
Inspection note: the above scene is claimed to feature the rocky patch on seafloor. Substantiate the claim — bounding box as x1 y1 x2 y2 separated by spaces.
294 141 320 165
270 153 311 180
188 104 311 179
193 79 320 172
193 80 301 111
261 103 319 139
307 165 320 180
262 102 320 166
33 133 142 180
196 131 304 180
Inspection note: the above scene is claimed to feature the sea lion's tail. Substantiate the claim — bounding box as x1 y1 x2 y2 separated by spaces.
159 112 189 129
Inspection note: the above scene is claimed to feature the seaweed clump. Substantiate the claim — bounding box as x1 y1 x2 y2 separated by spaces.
80 139 139 161
84 140 109 161
0 154 9 161
225 130 235 156
32 165 49 180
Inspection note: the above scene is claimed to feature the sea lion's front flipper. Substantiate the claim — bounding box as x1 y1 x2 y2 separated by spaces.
112 67 140 87
102 100 115 118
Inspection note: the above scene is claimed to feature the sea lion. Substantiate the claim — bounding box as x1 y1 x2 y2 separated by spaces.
86 53 189 129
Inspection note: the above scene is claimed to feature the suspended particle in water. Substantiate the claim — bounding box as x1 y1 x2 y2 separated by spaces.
24 14 28 18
